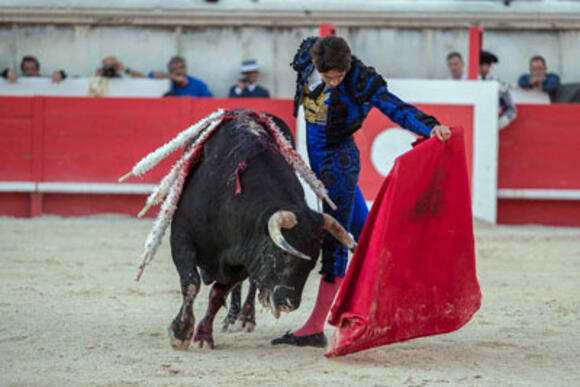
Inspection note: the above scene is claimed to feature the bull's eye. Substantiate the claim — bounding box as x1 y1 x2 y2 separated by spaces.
282 252 293 263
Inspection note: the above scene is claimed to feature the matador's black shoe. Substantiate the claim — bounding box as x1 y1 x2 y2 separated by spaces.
270 331 327 348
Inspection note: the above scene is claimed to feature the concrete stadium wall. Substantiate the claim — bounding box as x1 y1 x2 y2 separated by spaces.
1 25 580 98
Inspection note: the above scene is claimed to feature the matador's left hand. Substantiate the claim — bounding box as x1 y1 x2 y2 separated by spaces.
430 125 452 142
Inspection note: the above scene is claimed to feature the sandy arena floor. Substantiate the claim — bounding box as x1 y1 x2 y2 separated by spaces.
1 216 579 386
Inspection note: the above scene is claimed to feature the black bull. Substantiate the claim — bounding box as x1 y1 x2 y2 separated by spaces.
167 110 353 349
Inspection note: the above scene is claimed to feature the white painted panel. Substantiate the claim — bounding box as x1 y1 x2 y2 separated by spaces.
37 182 156 194
387 79 499 224
498 189 580 201
0 77 170 97
0 182 36 192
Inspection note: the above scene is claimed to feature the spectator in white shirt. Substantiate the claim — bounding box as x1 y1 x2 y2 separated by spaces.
446 52 466 80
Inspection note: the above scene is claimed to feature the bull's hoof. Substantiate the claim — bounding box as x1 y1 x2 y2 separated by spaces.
236 315 256 333
193 331 215 349
194 319 215 349
221 315 241 333
240 320 255 333
168 317 194 351
238 304 256 332
169 327 192 350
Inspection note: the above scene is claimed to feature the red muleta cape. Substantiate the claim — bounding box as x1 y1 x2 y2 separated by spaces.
326 127 481 358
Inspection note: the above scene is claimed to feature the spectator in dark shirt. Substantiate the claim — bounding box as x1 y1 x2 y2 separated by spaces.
479 51 517 130
228 59 270 98
2 55 66 83
149 56 212 97
518 55 560 97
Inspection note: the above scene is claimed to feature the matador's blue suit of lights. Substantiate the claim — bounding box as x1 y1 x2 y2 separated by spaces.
291 37 440 282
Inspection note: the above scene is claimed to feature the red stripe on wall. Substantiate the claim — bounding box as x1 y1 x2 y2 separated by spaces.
42 193 154 218
0 193 30 217
498 199 580 227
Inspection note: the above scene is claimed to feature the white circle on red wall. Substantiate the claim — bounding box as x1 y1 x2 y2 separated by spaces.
370 127 416 176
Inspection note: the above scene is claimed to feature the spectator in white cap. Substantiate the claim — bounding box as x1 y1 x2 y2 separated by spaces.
228 59 270 98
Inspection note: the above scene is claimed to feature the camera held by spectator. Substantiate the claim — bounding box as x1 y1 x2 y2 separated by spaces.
229 59 270 98
101 66 118 78
95 56 144 78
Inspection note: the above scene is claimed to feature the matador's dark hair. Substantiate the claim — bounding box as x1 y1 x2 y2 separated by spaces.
310 36 351 73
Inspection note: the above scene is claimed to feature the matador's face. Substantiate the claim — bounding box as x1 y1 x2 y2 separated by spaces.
319 69 346 89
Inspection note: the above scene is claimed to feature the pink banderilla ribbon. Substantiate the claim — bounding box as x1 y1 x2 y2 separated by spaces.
235 161 248 195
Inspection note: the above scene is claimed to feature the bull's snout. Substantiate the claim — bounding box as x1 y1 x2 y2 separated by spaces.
257 284 301 319
270 286 301 319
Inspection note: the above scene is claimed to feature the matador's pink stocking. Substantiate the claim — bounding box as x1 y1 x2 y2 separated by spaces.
293 276 343 337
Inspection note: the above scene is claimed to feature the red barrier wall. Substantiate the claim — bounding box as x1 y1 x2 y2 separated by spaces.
2 97 579 227
0 97 295 217
498 104 580 226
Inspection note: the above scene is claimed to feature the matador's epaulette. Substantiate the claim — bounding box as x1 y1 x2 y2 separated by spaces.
343 57 387 105
291 37 318 117
291 36 319 72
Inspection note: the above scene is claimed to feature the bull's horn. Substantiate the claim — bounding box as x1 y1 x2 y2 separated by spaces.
323 214 357 252
268 211 312 261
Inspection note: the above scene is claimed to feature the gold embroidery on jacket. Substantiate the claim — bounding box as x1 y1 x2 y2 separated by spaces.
303 87 328 125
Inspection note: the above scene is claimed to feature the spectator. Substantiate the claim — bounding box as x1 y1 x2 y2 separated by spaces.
95 56 144 78
228 59 270 98
446 52 466 80
20 56 40 77
518 55 560 99
2 55 66 84
479 50 517 130
149 56 212 97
